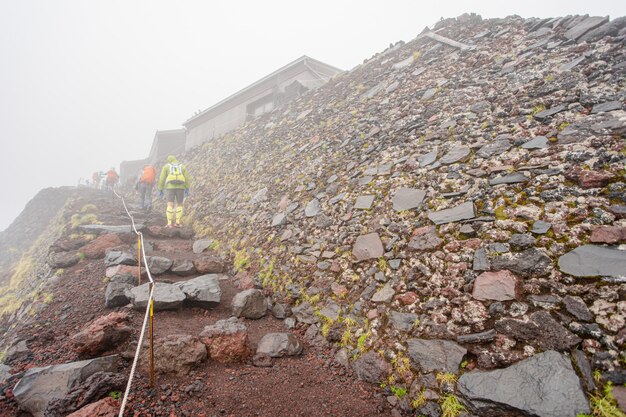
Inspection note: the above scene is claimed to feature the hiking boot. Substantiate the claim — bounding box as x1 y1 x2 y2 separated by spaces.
174 223 182 228
165 224 175 229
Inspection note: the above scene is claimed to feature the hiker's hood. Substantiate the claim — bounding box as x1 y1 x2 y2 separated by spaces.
167 155 178 163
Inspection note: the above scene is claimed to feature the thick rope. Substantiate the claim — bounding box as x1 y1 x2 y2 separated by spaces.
113 189 155 417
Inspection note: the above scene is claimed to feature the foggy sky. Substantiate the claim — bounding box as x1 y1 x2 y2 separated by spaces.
0 0 623 231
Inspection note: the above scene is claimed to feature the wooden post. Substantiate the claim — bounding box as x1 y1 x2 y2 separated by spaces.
149 284 155 387
137 236 142 286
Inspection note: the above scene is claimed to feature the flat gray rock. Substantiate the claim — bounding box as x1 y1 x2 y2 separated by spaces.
489 172 529 186
79 224 143 234
531 220 552 234
13 355 118 417
558 244 626 278
389 311 418 331
0 364 10 382
476 139 511 158
417 150 437 166
354 195 375 210
439 146 470 165
256 333 302 357
392 188 426 211
458 351 590 417
271 213 287 227
534 104 566 121
521 136 549 149
371 282 395 303
104 282 133 308
407 339 467 374
175 274 222 308
591 101 623 114
428 201 475 225
352 233 384 261
130 282 185 311
305 199 322 217
192 238 214 254
171 259 196 276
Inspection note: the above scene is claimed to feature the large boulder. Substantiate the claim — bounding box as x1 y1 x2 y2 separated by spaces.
231 289 267 319
145 256 173 275
4 340 31 364
104 282 133 308
71 312 131 356
199 317 249 363
49 252 80 269
103 251 137 267
13 355 118 417
130 282 185 311
142 335 206 375
193 255 226 274
174 274 222 308
80 234 123 259
407 339 467 374
171 259 197 277
192 238 215 254
44 371 125 417
256 333 303 357
458 351 590 417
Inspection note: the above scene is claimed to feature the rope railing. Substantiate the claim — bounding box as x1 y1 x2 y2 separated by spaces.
112 189 156 417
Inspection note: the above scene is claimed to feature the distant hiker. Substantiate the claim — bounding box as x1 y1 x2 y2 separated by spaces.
136 164 157 211
105 167 119 192
157 155 190 228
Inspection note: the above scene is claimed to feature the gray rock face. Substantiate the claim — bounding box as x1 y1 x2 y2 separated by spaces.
145 256 173 275
271 213 287 227
392 188 426 211
49 252 80 269
565 15 609 41
5 340 30 364
104 251 137 267
558 244 626 278
256 333 302 357
352 233 384 261
458 351 590 417
591 101 623 114
130 282 185 311
428 201 475 225
305 198 322 217
175 274 222 308
491 248 552 277
13 355 118 417
439 146 470 165
417 150 437 166
192 238 214 254
0 364 10 382
521 135 549 149
352 351 391 384
531 220 551 234
231 289 267 319
407 339 467 374
104 282 133 308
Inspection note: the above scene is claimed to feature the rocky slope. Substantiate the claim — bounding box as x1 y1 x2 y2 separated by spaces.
1 12 626 417
177 13 626 416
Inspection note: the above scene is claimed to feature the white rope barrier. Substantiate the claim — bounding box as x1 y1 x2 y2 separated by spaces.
113 189 156 417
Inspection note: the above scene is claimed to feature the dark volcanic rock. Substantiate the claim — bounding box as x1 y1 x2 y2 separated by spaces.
428 201 475 225
495 311 581 351
458 351 590 417
563 295 593 322
491 248 552 277
352 351 391 384
407 339 466 374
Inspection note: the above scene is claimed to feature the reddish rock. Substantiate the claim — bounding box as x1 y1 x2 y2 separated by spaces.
105 264 144 278
236 271 255 290
80 234 124 259
408 226 443 251
199 318 249 363
565 168 614 189
395 292 419 306
472 271 519 301
589 226 626 244
71 312 132 356
443 241 462 253
331 282 348 298
67 396 120 417
464 238 483 250
193 255 226 274
143 334 207 375
352 233 384 261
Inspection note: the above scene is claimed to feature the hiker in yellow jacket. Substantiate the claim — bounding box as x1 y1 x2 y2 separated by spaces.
157 155 190 228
